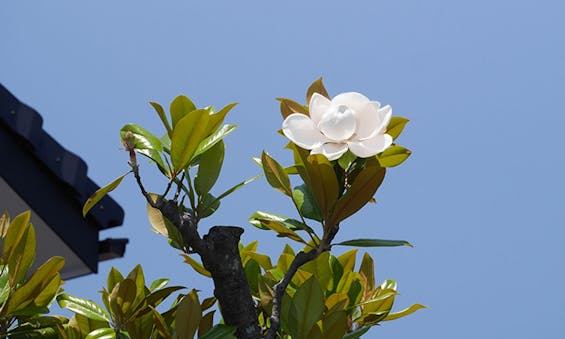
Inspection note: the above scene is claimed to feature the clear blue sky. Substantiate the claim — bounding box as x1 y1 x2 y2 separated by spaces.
2 1 564 338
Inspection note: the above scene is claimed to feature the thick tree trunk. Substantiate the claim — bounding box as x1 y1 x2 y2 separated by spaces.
201 226 261 339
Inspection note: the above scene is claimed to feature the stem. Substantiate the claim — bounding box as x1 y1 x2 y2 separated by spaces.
265 224 337 339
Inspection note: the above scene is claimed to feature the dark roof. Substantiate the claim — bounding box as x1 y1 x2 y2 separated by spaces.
0 83 126 277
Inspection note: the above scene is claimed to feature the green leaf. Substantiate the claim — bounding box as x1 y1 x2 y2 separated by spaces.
214 174 260 201
181 254 211 278
198 310 216 337
120 124 163 151
249 211 313 233
250 217 307 244
57 294 110 322
337 150 357 171
7 256 64 315
335 239 413 248
84 327 116 339
199 324 236 339
292 185 323 222
195 141 225 196
329 157 385 224
277 97 308 119
149 278 169 292
0 265 10 305
359 252 375 291
319 310 348 339
208 103 237 133
306 154 339 220
290 277 324 338
377 144 412 167
170 95 196 128
306 77 330 103
261 151 292 196
145 286 185 309
107 267 124 294
244 259 261 295
149 306 171 338
386 116 409 140
4 211 35 287
109 279 137 321
175 290 201 339
383 304 426 321
170 108 211 171
193 124 237 160
198 193 221 218
149 101 173 137
83 172 130 217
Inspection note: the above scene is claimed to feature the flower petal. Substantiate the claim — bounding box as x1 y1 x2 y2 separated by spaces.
376 105 392 135
332 92 371 116
282 113 328 150
309 93 331 126
312 143 349 161
348 134 393 158
355 101 382 140
318 105 357 142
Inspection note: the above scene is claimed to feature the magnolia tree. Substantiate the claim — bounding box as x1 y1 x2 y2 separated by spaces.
0 79 423 338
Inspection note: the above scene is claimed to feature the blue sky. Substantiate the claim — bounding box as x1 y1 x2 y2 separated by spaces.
2 1 564 338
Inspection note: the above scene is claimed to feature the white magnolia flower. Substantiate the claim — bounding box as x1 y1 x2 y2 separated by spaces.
282 92 393 161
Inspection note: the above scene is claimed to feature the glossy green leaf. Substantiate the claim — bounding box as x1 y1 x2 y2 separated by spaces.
249 211 313 233
175 290 201 339
4 210 35 287
84 327 116 339
242 251 273 270
181 254 211 277
251 218 307 244
8 316 67 339
214 174 260 201
199 324 236 339
337 249 357 273
292 185 323 222
170 108 210 171
198 193 220 218
277 97 308 119
144 286 185 309
377 144 412 167
306 77 330 103
7 256 64 315
290 277 324 338
120 124 163 151
244 259 260 295
337 150 357 171
107 267 124 294
149 278 169 292
208 103 237 132
329 157 385 224
386 116 409 140
149 101 173 137
73 313 109 337
359 252 375 291
83 172 130 217
195 140 225 196
57 294 110 322
198 310 216 337
319 310 348 339
201 297 217 311
306 154 339 220
261 151 292 196
335 239 413 248
170 95 196 128
383 303 426 321
193 124 237 160
125 265 146 313
0 265 10 305
149 306 171 339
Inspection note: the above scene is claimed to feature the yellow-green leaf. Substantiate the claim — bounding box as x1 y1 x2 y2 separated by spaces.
377 144 412 168
170 95 196 128
382 303 426 321
175 290 201 339
290 277 324 338
181 254 211 278
170 109 211 171
276 97 308 119
386 116 409 140
83 172 130 217
149 101 173 137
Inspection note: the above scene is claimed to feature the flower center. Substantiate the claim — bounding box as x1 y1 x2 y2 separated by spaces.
318 105 357 142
